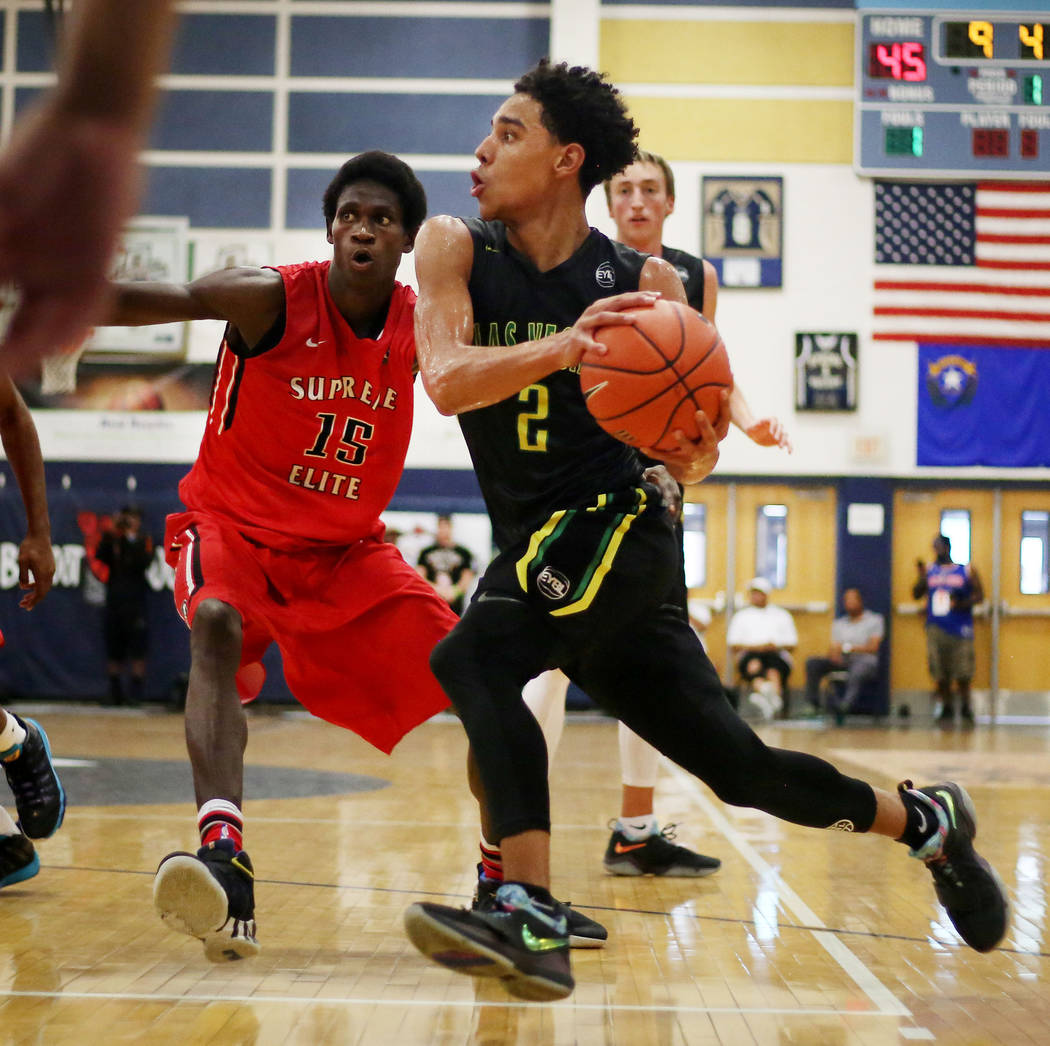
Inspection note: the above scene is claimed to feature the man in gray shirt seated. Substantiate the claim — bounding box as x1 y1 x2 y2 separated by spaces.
805 588 884 720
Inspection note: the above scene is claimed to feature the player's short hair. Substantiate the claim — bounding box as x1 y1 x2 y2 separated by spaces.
514 59 638 196
601 149 676 206
322 151 427 237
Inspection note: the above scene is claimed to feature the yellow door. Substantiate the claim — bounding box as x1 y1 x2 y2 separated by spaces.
999 491 1050 697
683 481 729 675
890 488 995 695
729 483 837 693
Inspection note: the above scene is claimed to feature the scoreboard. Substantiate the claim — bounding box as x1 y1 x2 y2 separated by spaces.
856 10 1050 176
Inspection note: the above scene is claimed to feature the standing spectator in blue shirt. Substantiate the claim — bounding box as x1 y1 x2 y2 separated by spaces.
913 535 983 727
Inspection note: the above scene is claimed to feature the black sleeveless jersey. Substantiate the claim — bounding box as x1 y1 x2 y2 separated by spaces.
459 218 649 548
662 245 706 314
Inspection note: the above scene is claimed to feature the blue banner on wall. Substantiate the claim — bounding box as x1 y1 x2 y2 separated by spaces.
917 344 1050 467
0 462 296 704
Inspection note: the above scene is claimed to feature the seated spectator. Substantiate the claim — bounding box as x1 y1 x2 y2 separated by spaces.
416 514 476 616
805 587 884 723
726 577 797 719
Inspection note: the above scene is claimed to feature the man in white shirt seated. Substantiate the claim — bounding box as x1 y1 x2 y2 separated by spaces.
726 577 798 719
805 587 884 723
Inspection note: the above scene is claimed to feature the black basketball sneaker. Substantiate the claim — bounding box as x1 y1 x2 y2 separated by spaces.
405 882 573 1001
899 780 1009 953
472 864 607 948
153 839 260 961
604 821 721 877
2 716 66 840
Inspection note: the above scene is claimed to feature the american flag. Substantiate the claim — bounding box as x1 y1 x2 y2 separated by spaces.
873 181 1050 347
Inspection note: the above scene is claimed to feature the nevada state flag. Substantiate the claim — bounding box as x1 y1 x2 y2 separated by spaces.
874 181 1050 466
917 344 1050 467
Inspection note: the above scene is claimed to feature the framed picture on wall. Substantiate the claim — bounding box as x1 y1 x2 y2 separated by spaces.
85 217 190 358
701 175 783 288
794 331 859 411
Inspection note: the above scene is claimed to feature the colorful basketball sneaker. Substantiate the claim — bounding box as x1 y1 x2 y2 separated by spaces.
899 780 1009 953
0 833 39 889
153 839 260 962
472 864 607 948
604 821 721 877
405 882 573 1001
2 716 66 839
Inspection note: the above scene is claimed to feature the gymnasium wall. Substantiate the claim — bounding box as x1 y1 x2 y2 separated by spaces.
1 1 1046 482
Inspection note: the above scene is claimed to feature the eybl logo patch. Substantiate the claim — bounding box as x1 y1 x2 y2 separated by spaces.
595 262 615 289
536 565 571 601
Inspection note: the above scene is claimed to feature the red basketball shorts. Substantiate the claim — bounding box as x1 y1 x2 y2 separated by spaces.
165 510 457 754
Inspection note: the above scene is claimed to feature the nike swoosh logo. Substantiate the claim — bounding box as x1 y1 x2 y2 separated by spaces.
935 789 957 827
581 380 608 402
306 337 326 347
915 809 927 834
484 245 500 253
521 925 567 952
614 841 647 854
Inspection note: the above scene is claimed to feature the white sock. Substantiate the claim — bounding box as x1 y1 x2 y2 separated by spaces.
0 712 26 759
618 813 659 841
0 806 18 836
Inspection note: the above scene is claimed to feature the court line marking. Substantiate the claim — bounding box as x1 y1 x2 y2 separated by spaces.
57 811 622 829
0 988 907 1018
662 761 911 1018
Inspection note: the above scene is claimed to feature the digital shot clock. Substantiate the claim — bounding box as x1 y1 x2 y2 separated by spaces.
857 11 1050 176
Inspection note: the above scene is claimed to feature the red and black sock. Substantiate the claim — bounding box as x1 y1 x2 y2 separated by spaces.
480 838 502 882
197 799 244 851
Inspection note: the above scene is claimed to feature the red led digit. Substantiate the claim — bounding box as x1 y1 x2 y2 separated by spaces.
874 43 902 79
901 42 927 81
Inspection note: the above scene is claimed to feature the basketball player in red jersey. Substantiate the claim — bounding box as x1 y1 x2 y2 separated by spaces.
98 152 460 962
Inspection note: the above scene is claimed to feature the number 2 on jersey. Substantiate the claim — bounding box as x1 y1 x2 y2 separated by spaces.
517 384 549 452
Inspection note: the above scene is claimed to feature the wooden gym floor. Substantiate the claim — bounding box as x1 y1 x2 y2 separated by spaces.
0 706 1047 1045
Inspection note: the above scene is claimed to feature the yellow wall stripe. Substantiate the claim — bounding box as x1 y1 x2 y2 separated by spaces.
622 96 852 164
600 20 854 87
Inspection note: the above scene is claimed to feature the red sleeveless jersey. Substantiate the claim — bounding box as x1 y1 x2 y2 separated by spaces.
179 261 416 548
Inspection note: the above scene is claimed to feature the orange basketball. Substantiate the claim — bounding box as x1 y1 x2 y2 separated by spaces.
580 300 733 454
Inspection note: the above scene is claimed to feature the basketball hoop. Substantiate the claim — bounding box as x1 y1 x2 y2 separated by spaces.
40 345 85 395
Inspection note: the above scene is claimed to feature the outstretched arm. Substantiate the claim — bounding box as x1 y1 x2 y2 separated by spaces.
696 260 790 452
729 384 792 451
105 267 286 349
0 377 53 607
0 0 177 371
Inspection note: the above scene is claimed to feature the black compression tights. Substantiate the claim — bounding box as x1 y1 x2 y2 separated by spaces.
431 598 878 841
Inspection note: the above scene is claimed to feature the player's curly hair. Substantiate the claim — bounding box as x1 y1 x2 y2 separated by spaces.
322 151 427 236
514 59 638 196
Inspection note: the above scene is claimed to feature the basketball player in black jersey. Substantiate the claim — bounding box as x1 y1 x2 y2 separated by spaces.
402 60 1008 1001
